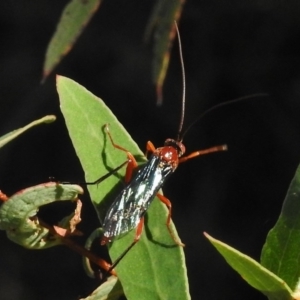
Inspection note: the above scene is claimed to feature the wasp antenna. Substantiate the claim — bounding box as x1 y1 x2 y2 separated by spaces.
181 93 269 140
174 21 186 141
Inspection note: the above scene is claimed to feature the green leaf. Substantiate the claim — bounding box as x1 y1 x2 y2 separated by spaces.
42 0 101 81
0 182 83 249
261 164 300 291
0 115 56 149
57 76 190 300
145 0 185 105
80 276 123 300
205 232 293 300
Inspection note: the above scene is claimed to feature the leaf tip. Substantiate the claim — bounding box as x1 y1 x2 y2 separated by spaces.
40 74 47 85
43 115 56 124
156 84 163 106
41 68 52 84
203 231 210 239
56 74 64 88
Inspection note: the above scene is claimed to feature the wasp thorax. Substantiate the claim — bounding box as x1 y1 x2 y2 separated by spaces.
160 146 177 162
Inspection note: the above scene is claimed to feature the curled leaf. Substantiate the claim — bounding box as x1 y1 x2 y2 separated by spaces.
0 182 83 249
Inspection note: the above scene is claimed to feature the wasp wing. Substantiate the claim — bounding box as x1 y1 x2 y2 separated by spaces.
102 155 174 241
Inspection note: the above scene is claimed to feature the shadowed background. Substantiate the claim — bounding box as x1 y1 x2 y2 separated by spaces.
1 1 300 299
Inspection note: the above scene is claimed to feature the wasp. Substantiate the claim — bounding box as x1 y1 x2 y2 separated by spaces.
85 22 227 273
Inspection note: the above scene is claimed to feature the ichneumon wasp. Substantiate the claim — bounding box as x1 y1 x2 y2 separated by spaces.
84 21 228 275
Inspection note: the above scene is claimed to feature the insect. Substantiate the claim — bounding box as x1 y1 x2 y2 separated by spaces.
0 182 116 275
84 22 228 274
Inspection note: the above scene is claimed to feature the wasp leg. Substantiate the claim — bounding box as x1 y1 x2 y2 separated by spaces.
82 228 117 279
108 217 144 272
145 140 156 157
157 193 185 247
104 124 138 183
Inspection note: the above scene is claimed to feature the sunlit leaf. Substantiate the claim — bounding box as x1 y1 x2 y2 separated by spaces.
261 164 300 291
205 233 293 300
57 76 190 300
42 0 101 81
145 0 186 105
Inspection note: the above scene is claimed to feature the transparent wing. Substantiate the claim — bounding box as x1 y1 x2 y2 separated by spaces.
102 155 174 240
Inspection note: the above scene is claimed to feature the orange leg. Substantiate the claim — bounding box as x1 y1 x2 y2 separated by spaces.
157 193 185 247
145 140 156 157
108 217 144 272
179 144 227 164
40 218 116 276
134 216 145 242
62 236 117 276
105 124 138 183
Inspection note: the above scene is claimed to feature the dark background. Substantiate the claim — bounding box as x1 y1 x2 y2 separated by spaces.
1 1 300 299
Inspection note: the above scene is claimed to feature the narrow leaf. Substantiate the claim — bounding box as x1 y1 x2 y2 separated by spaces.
42 0 101 81
57 76 190 300
205 232 293 300
261 164 300 291
0 115 56 149
145 0 185 105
